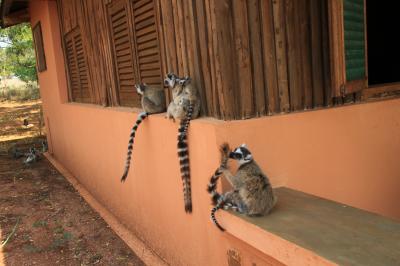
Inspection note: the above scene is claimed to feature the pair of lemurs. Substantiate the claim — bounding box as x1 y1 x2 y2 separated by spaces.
119 74 276 226
120 73 200 213
8 140 48 165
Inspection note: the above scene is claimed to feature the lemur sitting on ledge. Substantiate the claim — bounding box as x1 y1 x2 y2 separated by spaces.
207 143 277 231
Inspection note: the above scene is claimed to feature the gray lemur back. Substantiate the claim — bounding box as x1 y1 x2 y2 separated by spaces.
137 84 166 114
235 158 276 215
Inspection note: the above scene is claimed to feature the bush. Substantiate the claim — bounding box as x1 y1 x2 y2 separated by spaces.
0 81 40 101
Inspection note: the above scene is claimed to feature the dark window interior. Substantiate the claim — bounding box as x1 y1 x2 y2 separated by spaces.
367 1 400 85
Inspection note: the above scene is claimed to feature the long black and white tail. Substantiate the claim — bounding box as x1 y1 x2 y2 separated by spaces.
177 103 195 213
211 199 240 231
177 132 192 213
207 168 226 231
121 112 148 182
207 142 231 230
207 168 223 205
211 202 225 231
178 103 193 142
207 143 230 204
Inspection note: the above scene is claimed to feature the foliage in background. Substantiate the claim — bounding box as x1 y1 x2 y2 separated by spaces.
0 23 37 83
0 81 40 101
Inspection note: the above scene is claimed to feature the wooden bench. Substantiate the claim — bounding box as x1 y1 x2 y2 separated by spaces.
219 187 400 265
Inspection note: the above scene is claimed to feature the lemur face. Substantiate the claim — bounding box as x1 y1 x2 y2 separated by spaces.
135 84 146 95
164 73 178 88
229 144 253 165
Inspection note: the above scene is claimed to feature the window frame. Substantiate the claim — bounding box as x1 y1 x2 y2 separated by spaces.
328 0 368 97
32 21 47 73
329 0 400 99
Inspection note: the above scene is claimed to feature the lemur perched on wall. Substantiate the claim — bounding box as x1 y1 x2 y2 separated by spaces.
164 73 201 213
207 143 277 231
120 84 166 182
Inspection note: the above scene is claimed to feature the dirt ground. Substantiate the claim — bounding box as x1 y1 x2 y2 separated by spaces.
0 101 145 265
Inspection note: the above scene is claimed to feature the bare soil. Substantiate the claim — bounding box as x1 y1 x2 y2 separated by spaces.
0 101 144 265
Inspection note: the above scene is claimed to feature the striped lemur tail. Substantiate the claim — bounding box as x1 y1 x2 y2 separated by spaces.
211 202 225 231
121 112 148 183
178 102 194 141
207 143 232 231
177 131 192 213
177 102 195 213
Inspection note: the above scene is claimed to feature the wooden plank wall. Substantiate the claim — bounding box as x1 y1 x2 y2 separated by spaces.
157 0 336 120
57 0 115 106
56 0 355 119
57 0 164 107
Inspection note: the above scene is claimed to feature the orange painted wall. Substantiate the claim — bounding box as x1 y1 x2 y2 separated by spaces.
30 1 400 265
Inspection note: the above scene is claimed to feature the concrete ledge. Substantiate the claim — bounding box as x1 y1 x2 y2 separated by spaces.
218 187 400 266
44 153 167 266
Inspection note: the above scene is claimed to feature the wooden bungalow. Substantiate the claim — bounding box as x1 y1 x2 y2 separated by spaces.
1 0 400 265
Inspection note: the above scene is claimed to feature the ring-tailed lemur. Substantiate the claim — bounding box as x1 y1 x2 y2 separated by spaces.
176 77 200 141
207 143 277 231
164 73 201 213
120 84 166 182
24 147 40 164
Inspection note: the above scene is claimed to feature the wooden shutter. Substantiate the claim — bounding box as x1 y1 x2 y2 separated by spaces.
64 27 92 103
108 0 140 107
131 0 162 87
32 22 47 72
329 0 367 97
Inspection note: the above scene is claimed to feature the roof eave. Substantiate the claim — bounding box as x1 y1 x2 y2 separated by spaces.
0 0 30 28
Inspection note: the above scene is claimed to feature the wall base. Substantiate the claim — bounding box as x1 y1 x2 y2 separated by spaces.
44 153 167 266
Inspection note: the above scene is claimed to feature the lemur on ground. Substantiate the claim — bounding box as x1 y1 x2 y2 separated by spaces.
24 147 40 164
8 140 48 162
164 73 201 213
207 143 277 231
120 84 166 182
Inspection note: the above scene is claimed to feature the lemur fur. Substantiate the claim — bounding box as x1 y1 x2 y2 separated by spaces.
24 147 40 164
164 73 201 213
120 84 166 182
207 143 277 231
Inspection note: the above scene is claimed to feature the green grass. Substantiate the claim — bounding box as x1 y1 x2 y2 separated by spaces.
0 81 40 101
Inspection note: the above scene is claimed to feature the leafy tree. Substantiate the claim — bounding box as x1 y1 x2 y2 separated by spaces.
0 48 12 79
0 23 37 82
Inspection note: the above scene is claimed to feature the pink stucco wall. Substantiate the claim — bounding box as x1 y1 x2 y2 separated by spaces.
30 1 400 265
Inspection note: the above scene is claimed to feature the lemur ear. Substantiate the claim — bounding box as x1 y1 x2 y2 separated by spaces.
240 143 248 148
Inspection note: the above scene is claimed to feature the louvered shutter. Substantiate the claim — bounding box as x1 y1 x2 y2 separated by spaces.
64 27 92 103
329 0 367 97
108 0 140 107
343 0 365 82
32 22 47 72
131 0 162 86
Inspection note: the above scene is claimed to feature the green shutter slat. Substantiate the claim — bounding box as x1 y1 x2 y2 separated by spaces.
346 68 365 81
346 58 365 68
344 0 366 81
